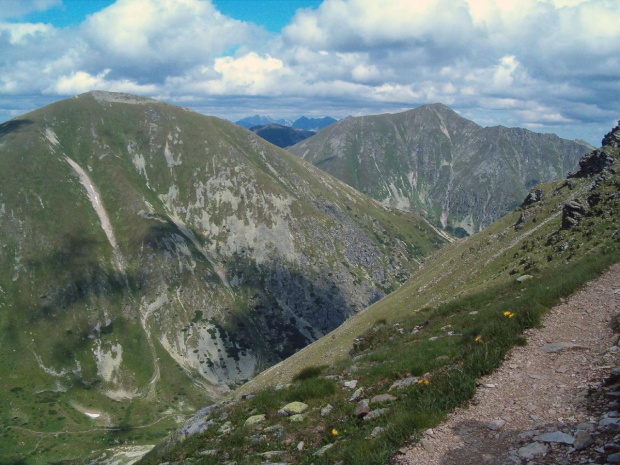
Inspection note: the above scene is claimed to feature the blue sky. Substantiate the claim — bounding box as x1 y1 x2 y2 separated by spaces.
1 0 619 144
17 0 323 32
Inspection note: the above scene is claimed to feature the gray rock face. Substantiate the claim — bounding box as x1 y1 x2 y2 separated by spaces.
289 104 591 233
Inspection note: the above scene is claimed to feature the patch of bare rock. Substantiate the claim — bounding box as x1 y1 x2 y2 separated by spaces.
393 263 620 465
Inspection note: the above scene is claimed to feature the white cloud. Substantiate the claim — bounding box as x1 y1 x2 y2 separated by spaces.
81 0 264 73
50 69 158 95
0 22 54 44
0 0 618 145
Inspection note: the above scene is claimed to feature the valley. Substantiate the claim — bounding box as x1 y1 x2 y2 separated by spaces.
0 91 443 464
0 91 616 465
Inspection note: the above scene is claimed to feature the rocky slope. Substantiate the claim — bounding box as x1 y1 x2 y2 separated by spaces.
289 104 592 234
0 91 446 463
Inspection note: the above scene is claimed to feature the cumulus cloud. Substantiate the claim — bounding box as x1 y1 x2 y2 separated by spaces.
0 0 618 144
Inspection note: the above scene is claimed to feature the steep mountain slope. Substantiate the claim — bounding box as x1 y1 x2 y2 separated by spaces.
143 122 620 465
0 91 446 463
289 104 592 234
250 123 315 148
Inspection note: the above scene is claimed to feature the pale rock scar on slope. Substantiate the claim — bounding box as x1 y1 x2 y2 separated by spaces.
64 156 128 282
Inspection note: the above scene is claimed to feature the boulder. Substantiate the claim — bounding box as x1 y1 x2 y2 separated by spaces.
371 394 398 404
533 431 575 444
245 414 266 426
354 399 371 417
364 408 388 421
277 401 308 416
389 377 419 391
320 404 333 417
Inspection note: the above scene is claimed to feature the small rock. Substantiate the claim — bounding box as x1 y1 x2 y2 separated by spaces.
389 377 419 391
320 404 333 417
424 428 434 436
198 449 218 456
573 430 594 450
533 431 575 444
487 419 506 431
313 443 333 456
245 414 266 426
541 342 585 353
349 387 364 402
371 394 397 404
370 426 385 438
518 442 548 460
599 417 620 430
258 451 285 459
344 380 358 389
277 401 308 416
297 441 304 451
516 274 534 283
609 452 620 464
355 399 371 417
363 408 388 421
576 422 595 432
420 438 434 453
289 414 305 422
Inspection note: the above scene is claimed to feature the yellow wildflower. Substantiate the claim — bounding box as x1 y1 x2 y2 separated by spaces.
332 428 338 436
424 379 430 386
474 335 482 343
504 311 515 318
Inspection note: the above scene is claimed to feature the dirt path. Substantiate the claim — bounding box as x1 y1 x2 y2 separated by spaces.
393 262 620 465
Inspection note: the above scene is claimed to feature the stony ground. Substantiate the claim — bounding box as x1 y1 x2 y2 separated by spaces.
393 262 620 465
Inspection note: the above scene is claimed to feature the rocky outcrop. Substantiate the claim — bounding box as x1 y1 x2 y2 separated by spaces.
562 199 588 229
602 120 620 148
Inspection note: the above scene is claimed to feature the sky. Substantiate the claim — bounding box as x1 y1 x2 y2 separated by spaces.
1 0 619 145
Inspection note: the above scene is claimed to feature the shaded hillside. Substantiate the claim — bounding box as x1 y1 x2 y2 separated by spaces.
144 122 620 465
0 91 446 464
289 104 592 234
250 123 315 148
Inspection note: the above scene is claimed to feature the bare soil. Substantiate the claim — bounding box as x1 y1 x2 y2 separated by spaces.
393 262 620 465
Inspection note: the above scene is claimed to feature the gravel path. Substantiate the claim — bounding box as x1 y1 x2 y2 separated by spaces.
393 262 620 465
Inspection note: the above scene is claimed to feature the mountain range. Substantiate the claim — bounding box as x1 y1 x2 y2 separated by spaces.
236 115 337 132
0 91 445 464
289 104 592 234
249 124 316 148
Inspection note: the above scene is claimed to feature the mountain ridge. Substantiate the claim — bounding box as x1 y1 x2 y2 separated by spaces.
0 91 445 463
289 104 592 234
